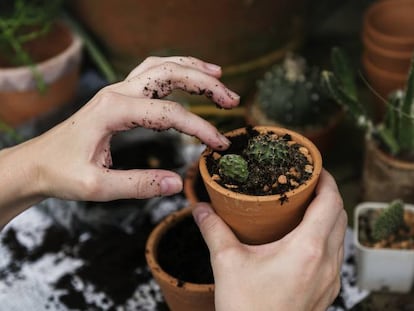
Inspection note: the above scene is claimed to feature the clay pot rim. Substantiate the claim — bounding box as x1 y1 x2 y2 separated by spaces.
362 53 407 82
199 126 323 202
145 206 215 292
363 0 414 45
0 21 83 80
354 201 414 252
366 136 414 170
362 32 413 60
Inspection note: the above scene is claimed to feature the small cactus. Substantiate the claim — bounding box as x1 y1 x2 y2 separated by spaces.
372 200 405 241
218 154 249 183
244 134 289 167
256 53 337 127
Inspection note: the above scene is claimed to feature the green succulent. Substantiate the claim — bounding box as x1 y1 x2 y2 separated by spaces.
256 53 337 127
372 200 405 241
218 154 249 183
244 134 289 167
322 47 414 160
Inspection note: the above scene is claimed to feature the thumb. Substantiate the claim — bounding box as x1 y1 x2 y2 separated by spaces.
192 202 240 255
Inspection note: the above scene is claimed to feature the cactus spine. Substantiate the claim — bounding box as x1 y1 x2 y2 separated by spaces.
244 134 289 167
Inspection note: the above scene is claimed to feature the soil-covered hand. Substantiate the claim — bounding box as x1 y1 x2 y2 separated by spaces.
193 169 347 311
0 56 239 226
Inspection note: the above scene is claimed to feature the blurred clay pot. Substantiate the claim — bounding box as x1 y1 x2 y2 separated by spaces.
0 21 83 127
363 33 413 75
363 0 414 53
199 126 322 245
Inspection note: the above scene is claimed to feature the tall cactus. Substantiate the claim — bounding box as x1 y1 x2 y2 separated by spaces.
322 47 414 159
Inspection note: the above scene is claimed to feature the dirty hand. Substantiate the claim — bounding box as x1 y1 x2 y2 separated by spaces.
0 56 239 225
193 169 347 311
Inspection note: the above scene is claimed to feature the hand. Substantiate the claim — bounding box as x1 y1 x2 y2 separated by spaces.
0 56 239 225
193 169 347 311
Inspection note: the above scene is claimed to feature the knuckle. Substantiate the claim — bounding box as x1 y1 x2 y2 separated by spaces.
78 174 101 200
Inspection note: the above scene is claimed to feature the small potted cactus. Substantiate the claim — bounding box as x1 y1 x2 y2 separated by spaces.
322 47 414 203
246 53 343 153
199 125 322 245
354 200 414 293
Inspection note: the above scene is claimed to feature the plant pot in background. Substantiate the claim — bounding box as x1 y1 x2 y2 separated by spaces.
145 206 214 311
362 34 413 75
199 126 322 245
362 137 414 204
0 21 83 127
361 53 406 118
70 0 306 101
362 0 414 53
361 0 414 120
354 201 414 293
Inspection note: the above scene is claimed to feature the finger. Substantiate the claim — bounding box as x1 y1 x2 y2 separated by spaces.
328 208 348 255
83 168 183 201
192 202 240 256
126 56 222 79
110 61 240 108
297 169 344 239
91 93 231 150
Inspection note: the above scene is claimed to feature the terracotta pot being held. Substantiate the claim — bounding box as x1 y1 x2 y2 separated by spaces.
199 126 322 245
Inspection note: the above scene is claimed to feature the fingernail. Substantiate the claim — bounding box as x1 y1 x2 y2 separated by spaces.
218 134 231 149
205 62 221 72
193 203 213 224
160 177 183 195
227 88 240 100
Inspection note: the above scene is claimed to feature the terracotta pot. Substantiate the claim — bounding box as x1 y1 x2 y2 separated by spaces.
70 0 305 99
362 0 414 52
199 126 322 245
0 21 83 127
361 53 406 118
244 97 344 155
145 206 214 311
362 136 414 204
184 161 210 205
362 32 413 75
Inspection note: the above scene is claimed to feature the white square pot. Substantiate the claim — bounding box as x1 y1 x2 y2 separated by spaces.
354 202 414 293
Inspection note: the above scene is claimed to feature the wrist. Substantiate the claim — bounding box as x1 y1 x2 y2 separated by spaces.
0 142 45 227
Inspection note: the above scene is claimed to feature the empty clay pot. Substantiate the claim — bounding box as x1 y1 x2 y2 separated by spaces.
199 126 322 245
145 207 214 311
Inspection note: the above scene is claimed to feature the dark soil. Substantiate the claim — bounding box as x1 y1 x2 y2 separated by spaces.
0 213 169 310
205 126 313 198
358 209 414 249
157 216 213 285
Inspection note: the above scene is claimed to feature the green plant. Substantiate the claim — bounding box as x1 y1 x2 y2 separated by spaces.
218 154 249 183
0 0 64 92
372 199 405 241
322 47 414 161
244 134 290 167
256 53 338 128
